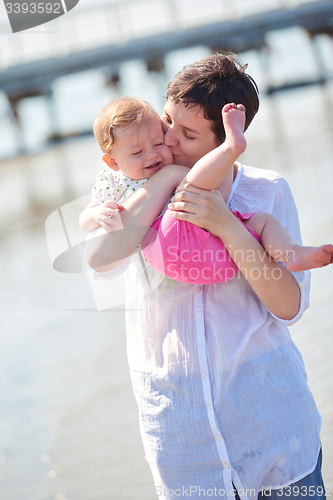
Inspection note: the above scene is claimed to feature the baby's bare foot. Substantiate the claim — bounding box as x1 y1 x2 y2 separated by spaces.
285 244 333 272
222 103 247 155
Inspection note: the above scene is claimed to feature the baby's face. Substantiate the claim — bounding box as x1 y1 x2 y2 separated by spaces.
111 114 173 180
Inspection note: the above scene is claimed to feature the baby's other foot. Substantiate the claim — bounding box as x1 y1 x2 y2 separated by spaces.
285 243 333 272
222 103 247 155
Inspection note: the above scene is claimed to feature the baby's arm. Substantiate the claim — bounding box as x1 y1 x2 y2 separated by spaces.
80 200 120 233
184 103 246 190
85 164 190 272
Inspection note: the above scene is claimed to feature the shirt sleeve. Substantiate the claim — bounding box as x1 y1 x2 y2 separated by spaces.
268 176 311 326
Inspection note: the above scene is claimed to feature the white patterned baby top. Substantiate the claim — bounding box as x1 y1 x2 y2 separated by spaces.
92 169 148 206
91 169 175 219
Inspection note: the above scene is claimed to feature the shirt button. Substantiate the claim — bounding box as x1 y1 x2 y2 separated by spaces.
207 404 212 410
202 372 207 378
197 286 202 291
224 462 230 469
215 434 222 440
197 313 202 318
199 341 204 346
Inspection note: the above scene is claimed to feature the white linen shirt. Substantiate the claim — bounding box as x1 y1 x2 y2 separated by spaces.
88 164 322 500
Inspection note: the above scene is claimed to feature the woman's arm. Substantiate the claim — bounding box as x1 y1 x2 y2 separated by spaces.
85 164 190 272
168 184 301 321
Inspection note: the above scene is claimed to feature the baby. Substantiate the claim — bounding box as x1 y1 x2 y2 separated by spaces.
80 96 333 284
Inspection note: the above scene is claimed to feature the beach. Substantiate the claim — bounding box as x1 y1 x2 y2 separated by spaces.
0 76 332 499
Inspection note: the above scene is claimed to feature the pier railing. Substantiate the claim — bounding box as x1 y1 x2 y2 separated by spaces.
0 0 327 69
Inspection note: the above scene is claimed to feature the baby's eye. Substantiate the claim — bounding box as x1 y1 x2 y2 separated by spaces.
155 142 164 147
132 150 142 156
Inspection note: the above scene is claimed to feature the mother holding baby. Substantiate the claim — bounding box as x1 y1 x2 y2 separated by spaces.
86 53 325 499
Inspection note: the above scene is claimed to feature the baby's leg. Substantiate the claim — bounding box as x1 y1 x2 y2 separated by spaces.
184 103 246 191
222 103 247 154
246 213 333 272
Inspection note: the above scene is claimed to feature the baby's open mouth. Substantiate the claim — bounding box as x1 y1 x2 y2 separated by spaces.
145 161 161 170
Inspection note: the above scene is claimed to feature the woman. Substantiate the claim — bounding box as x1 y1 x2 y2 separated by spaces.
86 53 324 500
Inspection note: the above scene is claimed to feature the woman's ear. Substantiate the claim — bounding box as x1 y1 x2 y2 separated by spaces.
102 154 120 172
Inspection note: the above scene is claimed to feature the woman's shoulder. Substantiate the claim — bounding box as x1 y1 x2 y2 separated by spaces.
238 163 292 195
231 163 293 213
240 163 287 184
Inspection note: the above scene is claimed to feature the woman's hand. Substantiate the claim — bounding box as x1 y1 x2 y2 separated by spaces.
168 182 231 237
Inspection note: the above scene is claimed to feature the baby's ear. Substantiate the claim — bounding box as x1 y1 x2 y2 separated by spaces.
102 154 119 172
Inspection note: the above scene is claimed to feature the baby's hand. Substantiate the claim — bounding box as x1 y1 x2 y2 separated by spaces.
92 201 122 232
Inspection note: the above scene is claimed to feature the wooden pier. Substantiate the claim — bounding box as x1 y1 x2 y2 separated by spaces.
1 0 333 100
0 0 332 148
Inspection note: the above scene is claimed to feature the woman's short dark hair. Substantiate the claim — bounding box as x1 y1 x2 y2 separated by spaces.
166 52 259 144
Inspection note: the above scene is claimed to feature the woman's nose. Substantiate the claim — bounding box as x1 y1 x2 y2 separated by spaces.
164 126 178 147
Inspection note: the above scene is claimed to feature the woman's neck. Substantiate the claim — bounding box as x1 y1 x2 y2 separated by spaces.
217 162 238 202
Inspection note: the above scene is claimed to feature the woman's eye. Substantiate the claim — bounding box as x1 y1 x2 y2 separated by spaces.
162 114 171 123
184 132 194 140
155 143 163 147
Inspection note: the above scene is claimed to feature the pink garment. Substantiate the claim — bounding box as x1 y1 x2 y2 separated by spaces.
141 209 261 285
